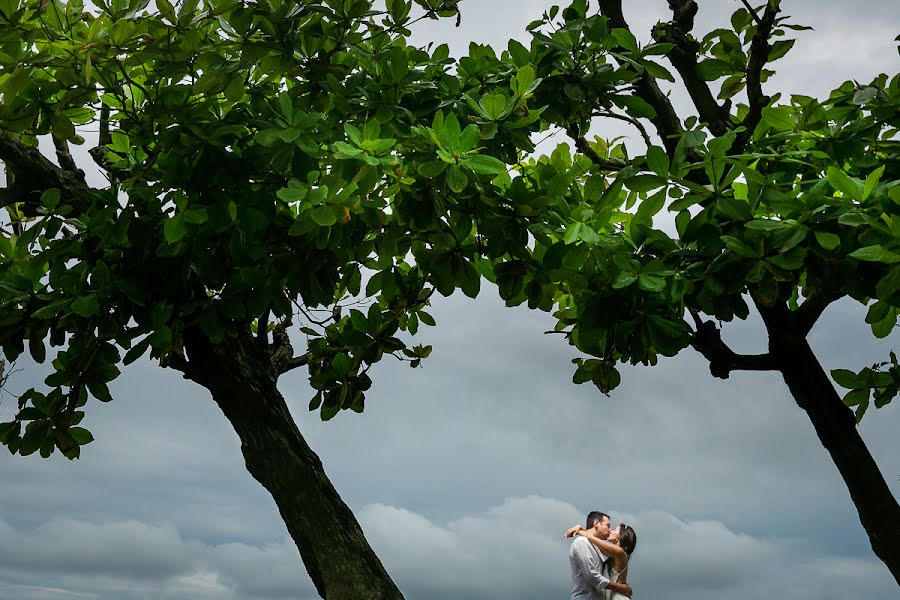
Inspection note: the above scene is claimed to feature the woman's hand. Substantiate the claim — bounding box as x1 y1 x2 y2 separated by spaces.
563 524 585 538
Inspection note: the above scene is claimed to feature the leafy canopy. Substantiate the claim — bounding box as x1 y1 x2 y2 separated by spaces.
0 0 898 465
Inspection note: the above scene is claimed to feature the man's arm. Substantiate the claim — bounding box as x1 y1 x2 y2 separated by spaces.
571 538 609 591
607 581 633 598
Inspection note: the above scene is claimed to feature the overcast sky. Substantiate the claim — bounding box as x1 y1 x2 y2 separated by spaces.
2 1 899 599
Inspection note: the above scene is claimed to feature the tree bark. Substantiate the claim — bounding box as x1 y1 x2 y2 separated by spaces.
759 306 900 585
182 329 404 600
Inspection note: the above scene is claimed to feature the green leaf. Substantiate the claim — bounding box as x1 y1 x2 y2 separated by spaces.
831 368 865 389
826 167 860 200
611 28 639 53
332 353 351 378
164 215 188 244
418 161 448 177
645 146 669 177
862 165 884 201
841 388 870 420
627 174 667 192
852 87 878 105
564 222 600 245
310 206 337 227
465 154 507 176
849 245 900 264
71 294 100 317
721 235 759 258
761 106 796 131
638 274 666 292
69 426 94 445
446 165 467 193
766 39 795 62
612 271 637 289
642 59 675 82
718 75 745 100
813 231 840 250
871 307 897 338
29 334 46 363
610 95 657 119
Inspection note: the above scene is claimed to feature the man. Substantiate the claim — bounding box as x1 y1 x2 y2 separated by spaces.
569 511 633 599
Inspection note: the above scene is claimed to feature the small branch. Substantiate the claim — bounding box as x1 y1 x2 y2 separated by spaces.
597 0 685 156
278 353 310 375
566 126 628 171
52 136 85 179
98 104 112 147
161 352 190 374
690 317 777 379
654 1 731 137
734 2 780 153
591 110 653 148
739 0 765 27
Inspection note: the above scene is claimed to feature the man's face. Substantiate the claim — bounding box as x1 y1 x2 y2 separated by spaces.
593 516 611 539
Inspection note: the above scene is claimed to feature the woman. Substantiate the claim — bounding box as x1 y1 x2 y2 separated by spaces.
565 522 637 599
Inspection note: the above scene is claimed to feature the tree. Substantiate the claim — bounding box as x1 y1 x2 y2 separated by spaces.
0 0 473 598
454 0 900 584
1 0 898 595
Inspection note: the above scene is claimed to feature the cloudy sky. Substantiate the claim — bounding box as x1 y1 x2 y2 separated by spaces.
2 1 899 599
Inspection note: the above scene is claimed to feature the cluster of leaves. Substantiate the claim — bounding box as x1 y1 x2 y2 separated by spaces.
1 0 898 464
0 0 484 456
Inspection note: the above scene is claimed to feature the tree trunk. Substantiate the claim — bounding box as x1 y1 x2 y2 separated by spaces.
182 329 404 600
761 309 900 585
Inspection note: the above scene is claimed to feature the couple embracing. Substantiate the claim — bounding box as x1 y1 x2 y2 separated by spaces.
566 511 637 599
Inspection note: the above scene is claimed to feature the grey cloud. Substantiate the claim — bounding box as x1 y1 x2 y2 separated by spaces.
0 517 319 600
0 518 193 579
360 496 898 600
1 498 895 600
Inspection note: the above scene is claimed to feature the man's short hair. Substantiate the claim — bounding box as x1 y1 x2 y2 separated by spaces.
586 511 609 529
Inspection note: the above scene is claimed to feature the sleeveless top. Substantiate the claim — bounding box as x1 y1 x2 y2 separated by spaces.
604 561 629 600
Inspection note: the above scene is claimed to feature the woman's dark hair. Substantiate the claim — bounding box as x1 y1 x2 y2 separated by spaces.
619 524 637 556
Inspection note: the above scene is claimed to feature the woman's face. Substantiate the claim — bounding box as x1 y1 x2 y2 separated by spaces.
608 525 622 544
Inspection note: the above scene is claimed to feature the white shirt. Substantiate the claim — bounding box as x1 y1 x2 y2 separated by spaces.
569 535 610 599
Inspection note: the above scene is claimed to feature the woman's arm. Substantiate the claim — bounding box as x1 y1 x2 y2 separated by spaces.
576 530 628 575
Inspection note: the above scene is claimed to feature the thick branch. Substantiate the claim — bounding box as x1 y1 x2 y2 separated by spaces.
794 291 843 337
0 135 94 210
690 318 777 379
654 1 731 137
597 0 684 155
278 353 310 375
270 317 311 375
735 2 780 152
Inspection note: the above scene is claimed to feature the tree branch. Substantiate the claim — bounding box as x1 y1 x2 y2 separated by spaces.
52 136 85 179
734 1 780 153
653 0 731 137
565 126 629 171
161 352 190 374
597 0 684 156
278 353 310 375
690 317 777 379
0 134 94 211
590 109 653 148
794 291 843 337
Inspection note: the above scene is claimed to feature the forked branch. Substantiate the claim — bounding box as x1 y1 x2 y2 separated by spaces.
689 312 778 379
